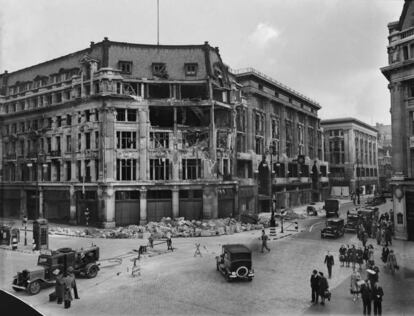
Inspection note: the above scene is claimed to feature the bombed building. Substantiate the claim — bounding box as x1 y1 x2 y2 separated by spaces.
0 39 328 227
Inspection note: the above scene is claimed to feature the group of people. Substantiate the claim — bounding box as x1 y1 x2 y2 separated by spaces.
339 244 376 270
51 266 79 309
310 270 330 305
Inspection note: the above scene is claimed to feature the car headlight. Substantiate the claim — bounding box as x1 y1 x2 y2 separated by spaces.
232 272 236 276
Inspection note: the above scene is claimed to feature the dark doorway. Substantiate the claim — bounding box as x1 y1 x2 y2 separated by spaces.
26 190 38 220
405 191 414 241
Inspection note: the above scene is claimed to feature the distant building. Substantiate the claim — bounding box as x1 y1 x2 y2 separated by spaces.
0 38 328 227
375 123 392 192
321 118 379 198
381 0 414 241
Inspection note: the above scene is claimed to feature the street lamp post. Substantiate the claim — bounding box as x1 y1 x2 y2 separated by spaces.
356 158 361 205
22 215 28 246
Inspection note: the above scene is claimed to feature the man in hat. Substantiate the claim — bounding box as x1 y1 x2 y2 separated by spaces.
324 251 334 278
372 282 384 315
360 279 372 315
310 269 320 304
63 266 79 309
318 272 329 305
53 269 64 304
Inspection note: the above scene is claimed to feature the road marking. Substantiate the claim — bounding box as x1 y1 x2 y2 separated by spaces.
309 221 324 232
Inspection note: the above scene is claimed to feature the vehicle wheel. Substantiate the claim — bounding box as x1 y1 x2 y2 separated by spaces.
86 264 99 278
27 281 41 295
236 266 249 278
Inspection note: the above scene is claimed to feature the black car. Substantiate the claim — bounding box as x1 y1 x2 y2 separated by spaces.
306 206 318 216
321 218 345 239
367 196 386 206
216 244 254 282
344 212 359 233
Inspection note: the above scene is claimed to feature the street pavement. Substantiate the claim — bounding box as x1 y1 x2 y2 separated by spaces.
0 198 413 316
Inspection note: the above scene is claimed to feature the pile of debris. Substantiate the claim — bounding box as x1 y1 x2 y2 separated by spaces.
49 217 265 239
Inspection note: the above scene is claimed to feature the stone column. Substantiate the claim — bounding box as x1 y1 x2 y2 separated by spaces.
69 186 77 224
138 108 148 180
390 82 405 175
392 191 408 240
20 189 27 218
102 186 115 228
203 185 218 219
90 160 96 182
38 187 44 218
139 187 147 224
172 186 179 219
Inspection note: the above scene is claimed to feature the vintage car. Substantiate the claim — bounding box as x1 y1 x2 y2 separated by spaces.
367 196 386 206
321 218 345 239
216 244 254 282
324 199 340 218
344 212 359 233
12 246 100 295
358 207 379 221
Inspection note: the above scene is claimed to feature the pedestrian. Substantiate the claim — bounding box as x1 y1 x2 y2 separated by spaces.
363 246 369 266
346 245 352 268
339 245 347 267
260 229 270 253
371 220 377 239
367 245 375 270
53 269 64 304
350 267 361 302
385 225 392 247
356 247 364 270
386 249 398 274
148 234 154 248
310 269 320 304
372 282 384 315
63 266 79 309
318 272 329 305
376 225 382 245
324 251 334 278
360 279 372 315
166 231 173 251
350 245 357 270
381 246 389 265
362 231 368 248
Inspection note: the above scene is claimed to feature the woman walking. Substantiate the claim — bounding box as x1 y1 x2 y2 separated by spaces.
350 267 361 302
387 249 398 274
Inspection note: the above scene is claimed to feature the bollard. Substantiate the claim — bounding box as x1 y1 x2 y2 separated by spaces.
269 227 276 238
11 236 18 250
295 221 298 231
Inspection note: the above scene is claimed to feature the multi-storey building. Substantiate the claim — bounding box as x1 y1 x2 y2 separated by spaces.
231 68 329 212
381 0 414 241
375 123 392 192
321 118 379 197
0 38 328 227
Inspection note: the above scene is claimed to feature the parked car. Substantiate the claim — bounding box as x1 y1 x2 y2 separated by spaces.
321 218 345 239
324 199 340 217
306 205 318 216
344 211 359 233
216 244 254 282
367 196 386 206
12 246 100 295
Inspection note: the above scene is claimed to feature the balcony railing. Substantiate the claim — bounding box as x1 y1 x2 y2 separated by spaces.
400 27 414 39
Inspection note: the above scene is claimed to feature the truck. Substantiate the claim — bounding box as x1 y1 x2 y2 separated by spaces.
324 199 340 217
12 246 100 295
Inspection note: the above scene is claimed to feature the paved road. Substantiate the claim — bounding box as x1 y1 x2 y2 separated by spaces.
1 199 412 316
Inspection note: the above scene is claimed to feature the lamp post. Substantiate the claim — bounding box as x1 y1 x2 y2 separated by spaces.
356 158 361 205
26 161 39 219
22 215 28 246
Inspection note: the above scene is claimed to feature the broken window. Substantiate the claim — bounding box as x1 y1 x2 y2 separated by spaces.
177 107 210 127
127 109 137 122
182 130 209 148
182 159 202 180
116 108 126 121
217 130 228 149
150 132 169 149
150 107 174 127
184 63 198 76
116 131 137 149
180 84 206 99
215 109 231 128
148 83 170 98
85 132 91 150
118 61 132 74
152 63 168 78
116 159 137 181
149 158 170 180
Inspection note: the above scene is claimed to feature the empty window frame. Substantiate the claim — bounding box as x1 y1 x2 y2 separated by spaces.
116 108 136 121
150 132 169 149
184 63 198 76
116 159 137 181
149 158 170 180
152 63 167 78
66 135 72 152
116 131 137 149
182 159 202 180
119 61 132 74
85 132 91 150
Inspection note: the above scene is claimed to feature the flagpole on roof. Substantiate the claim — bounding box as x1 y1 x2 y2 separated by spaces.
157 0 160 45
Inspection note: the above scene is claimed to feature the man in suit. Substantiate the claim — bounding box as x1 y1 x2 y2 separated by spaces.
372 282 384 315
361 279 372 315
310 269 320 304
318 272 329 305
324 251 334 278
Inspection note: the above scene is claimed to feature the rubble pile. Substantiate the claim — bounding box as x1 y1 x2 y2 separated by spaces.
49 217 265 239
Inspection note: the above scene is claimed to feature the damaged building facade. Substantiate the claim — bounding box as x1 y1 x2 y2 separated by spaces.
0 39 328 227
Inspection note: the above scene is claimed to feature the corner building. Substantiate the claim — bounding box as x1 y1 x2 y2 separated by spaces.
381 0 414 241
321 118 379 197
0 39 328 227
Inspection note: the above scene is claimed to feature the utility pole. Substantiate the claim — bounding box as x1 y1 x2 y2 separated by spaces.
157 0 160 45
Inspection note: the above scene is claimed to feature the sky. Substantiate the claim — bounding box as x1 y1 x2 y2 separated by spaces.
0 0 404 125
